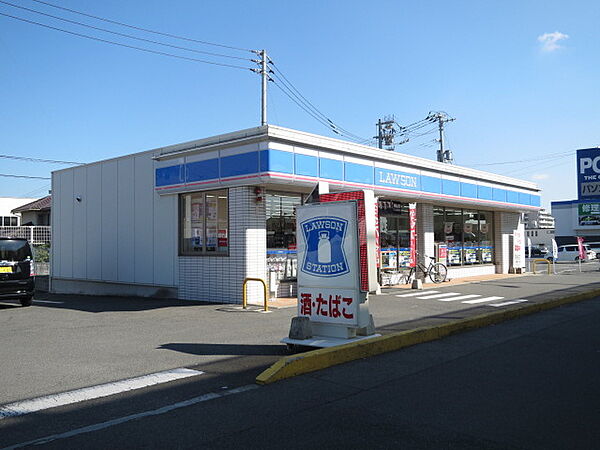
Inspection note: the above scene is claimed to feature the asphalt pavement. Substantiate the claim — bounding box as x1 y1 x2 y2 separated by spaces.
2 288 598 449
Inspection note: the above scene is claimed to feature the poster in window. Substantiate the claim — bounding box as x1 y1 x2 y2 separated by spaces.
464 223 473 234
218 229 228 248
192 227 203 249
206 197 217 220
480 223 489 234
206 226 217 249
444 222 454 234
447 247 461 265
464 247 478 263
191 202 203 221
481 247 493 263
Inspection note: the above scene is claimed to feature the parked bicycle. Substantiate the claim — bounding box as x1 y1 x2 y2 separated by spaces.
405 253 448 284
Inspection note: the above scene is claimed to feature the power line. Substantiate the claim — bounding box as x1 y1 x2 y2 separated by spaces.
269 66 368 143
0 173 50 180
0 12 253 71
0 154 83 165
0 1 251 62
30 0 253 53
469 151 573 167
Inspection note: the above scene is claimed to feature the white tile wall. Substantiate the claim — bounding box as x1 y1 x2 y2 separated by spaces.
178 186 267 303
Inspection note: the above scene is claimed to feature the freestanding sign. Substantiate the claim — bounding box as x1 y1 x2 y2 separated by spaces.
512 224 525 270
297 201 361 328
285 191 378 345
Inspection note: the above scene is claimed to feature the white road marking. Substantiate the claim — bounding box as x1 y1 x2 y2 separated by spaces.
32 300 64 304
416 292 461 300
0 368 203 420
489 299 528 307
436 294 481 302
3 385 258 449
462 296 505 304
395 291 440 297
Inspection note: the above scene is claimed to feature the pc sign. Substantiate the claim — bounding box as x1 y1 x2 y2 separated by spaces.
578 148 600 200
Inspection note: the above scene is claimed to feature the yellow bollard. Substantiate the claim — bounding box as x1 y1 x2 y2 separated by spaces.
242 277 269 312
532 258 552 275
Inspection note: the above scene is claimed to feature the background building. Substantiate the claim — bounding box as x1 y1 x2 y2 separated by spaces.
552 147 600 245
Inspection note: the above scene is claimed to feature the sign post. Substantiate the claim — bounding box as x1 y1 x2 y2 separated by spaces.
284 191 379 347
512 224 525 273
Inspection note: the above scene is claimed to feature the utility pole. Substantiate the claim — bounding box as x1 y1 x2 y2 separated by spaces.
430 111 455 163
251 49 271 126
375 116 398 150
260 49 268 126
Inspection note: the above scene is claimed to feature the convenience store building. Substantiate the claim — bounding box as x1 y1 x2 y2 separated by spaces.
50 125 541 302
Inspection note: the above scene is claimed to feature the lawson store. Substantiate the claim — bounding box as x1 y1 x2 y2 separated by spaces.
50 125 541 302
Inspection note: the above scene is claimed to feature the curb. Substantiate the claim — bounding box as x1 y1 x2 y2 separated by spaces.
256 287 600 385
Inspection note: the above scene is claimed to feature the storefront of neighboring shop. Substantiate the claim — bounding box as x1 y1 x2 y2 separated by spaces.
51 125 541 303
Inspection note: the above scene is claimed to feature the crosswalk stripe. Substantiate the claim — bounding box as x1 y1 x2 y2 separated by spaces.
416 292 461 300
462 296 504 304
489 299 528 307
395 291 439 297
436 294 481 302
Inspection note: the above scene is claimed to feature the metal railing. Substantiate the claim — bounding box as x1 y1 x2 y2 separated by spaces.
0 226 51 244
532 258 553 275
242 277 269 312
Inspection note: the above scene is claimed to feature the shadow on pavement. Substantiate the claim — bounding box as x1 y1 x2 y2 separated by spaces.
158 343 287 356
29 292 214 313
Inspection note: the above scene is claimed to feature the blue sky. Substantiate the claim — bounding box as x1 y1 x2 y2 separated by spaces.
1 0 598 209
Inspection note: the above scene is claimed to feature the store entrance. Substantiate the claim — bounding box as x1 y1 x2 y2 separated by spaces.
378 200 410 279
266 192 303 298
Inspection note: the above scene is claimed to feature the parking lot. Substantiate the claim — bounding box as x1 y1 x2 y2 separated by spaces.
1 262 599 406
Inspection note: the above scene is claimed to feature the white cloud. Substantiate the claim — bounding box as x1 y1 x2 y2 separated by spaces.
532 173 549 180
537 31 569 52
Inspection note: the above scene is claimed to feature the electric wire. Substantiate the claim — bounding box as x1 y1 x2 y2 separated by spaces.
470 151 574 166
269 69 368 143
29 0 253 53
0 154 83 165
269 63 367 142
0 173 50 180
0 12 253 70
0 1 251 62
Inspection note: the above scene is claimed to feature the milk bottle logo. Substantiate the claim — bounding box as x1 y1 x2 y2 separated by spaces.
317 231 331 263
301 216 349 277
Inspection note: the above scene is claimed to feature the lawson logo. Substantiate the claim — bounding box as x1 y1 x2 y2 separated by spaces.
301 216 349 277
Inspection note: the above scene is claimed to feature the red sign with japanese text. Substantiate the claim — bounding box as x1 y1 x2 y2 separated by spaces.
577 236 585 260
297 288 358 326
409 203 417 267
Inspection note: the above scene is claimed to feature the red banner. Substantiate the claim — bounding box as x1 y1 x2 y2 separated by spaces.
577 236 585 260
409 203 417 267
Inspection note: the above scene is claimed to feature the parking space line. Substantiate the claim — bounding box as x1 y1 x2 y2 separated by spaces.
3 385 258 449
489 299 528 307
437 294 481 302
462 296 505 304
395 291 440 297
0 368 203 420
415 292 461 300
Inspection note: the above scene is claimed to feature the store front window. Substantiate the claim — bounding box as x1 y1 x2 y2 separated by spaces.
434 207 494 265
378 200 410 270
180 189 229 255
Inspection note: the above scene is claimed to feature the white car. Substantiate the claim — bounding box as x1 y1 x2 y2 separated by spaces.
555 244 596 262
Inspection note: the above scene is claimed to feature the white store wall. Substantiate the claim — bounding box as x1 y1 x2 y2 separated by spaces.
51 152 179 295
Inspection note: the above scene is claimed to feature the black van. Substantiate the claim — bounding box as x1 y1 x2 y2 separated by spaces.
0 238 35 306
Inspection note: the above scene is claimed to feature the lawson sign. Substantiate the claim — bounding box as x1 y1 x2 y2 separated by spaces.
578 147 600 200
